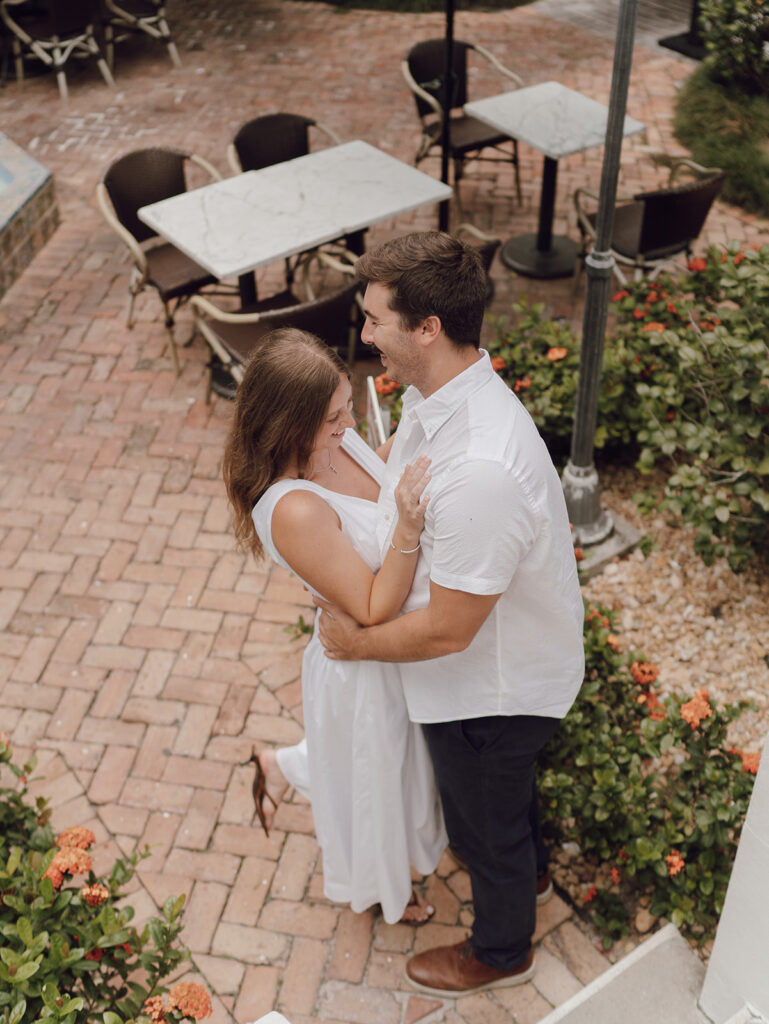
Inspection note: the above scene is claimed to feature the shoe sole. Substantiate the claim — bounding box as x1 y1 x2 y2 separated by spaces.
405 956 536 997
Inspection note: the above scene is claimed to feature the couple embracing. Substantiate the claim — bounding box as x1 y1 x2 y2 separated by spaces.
222 231 584 996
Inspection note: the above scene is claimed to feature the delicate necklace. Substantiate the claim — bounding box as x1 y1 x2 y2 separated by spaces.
310 449 337 477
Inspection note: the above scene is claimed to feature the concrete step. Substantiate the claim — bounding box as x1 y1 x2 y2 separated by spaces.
538 923 709 1024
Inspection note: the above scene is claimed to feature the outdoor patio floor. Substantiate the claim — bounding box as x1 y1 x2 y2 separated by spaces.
0 2 766 1023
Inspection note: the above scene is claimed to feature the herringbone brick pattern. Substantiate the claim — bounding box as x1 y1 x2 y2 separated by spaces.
1 2 764 1022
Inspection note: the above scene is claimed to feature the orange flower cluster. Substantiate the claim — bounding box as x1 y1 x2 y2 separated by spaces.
637 690 666 721
574 547 584 562
665 850 685 877
513 375 532 392
610 866 621 885
641 322 666 333
630 661 659 686
490 356 506 371
586 608 610 628
680 688 712 730
58 826 96 850
168 982 214 1021
373 373 400 396
731 749 761 774
606 633 621 651
144 996 167 1023
612 290 629 302
43 847 93 890
688 257 707 272
546 346 568 361
82 882 109 907
583 885 597 904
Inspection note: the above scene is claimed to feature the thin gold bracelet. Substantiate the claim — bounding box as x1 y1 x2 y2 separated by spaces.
391 540 421 554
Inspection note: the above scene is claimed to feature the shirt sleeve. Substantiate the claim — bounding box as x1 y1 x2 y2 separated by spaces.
428 458 539 595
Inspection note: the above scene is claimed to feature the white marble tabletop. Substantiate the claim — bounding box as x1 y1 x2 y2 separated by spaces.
138 140 453 281
465 81 645 161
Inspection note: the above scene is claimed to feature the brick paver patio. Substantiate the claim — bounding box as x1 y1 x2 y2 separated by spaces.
1 2 765 1022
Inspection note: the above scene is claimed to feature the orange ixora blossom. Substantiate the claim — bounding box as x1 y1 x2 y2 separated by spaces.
490 355 507 371
612 290 629 302
665 850 685 877
143 997 167 1023
82 882 109 907
688 257 707 272
630 661 659 686
513 376 532 392
43 847 93 889
583 885 597 904
637 690 666 721
641 322 666 333
57 826 96 850
373 373 400 396
680 688 713 729
633 307 646 319
610 866 621 885
168 982 214 1021
546 346 568 361
733 750 761 774
606 633 621 652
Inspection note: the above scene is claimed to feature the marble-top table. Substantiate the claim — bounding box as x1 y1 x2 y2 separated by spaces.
465 82 645 278
138 140 452 302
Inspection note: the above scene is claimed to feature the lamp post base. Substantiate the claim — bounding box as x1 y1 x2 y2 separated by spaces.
562 460 614 546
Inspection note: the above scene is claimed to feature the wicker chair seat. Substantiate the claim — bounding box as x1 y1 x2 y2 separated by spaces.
425 116 508 155
144 244 217 300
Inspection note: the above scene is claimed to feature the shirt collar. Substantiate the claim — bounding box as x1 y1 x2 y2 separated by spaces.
402 349 492 440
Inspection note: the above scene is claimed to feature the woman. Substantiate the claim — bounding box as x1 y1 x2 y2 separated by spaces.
223 327 446 925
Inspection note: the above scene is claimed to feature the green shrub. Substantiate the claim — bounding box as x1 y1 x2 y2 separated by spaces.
0 737 210 1024
698 0 769 93
540 605 759 946
674 64 769 215
485 246 769 571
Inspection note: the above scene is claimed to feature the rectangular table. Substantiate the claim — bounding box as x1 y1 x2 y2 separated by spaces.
138 140 453 302
465 82 645 278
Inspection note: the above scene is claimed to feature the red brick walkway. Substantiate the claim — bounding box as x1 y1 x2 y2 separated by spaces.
0 2 763 1022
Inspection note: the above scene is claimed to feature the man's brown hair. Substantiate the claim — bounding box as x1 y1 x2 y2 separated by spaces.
355 231 486 348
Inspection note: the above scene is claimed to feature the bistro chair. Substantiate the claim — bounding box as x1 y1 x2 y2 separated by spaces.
0 0 115 100
192 250 362 402
402 39 524 204
101 0 181 71
227 112 341 175
574 158 726 287
227 112 351 287
97 146 232 376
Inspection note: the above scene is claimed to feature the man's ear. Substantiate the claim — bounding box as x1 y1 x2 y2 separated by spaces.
415 314 442 348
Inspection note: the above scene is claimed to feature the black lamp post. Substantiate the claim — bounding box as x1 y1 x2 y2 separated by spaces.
438 0 455 232
562 0 639 544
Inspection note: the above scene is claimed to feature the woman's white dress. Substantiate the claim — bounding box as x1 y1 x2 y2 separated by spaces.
251 428 446 923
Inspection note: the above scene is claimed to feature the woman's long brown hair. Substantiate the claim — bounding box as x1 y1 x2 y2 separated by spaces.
222 328 349 560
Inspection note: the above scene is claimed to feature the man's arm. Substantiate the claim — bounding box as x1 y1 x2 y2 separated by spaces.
316 580 500 662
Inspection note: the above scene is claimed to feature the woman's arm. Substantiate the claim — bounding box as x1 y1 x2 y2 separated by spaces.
271 458 430 626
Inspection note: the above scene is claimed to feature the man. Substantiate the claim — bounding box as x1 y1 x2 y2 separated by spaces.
317 231 584 996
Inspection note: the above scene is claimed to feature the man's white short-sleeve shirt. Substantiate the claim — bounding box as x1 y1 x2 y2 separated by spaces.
376 350 584 724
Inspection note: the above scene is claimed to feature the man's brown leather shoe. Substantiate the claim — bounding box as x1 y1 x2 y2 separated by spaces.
405 938 535 996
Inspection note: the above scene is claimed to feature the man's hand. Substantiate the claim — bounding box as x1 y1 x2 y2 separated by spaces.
314 597 363 660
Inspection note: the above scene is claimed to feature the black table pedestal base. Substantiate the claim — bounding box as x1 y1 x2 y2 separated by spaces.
500 234 578 279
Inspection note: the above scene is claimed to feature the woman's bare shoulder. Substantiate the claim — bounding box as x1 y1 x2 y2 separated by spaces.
272 485 339 532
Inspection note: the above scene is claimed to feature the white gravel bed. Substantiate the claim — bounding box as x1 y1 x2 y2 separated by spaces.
582 465 769 756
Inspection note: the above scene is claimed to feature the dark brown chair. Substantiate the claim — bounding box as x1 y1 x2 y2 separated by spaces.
402 39 524 205
101 0 181 70
227 112 349 286
227 112 341 175
97 147 227 376
0 0 115 100
192 251 361 402
574 158 726 287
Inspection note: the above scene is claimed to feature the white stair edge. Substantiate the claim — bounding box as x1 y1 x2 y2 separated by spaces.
538 922 683 1023
722 1008 769 1024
